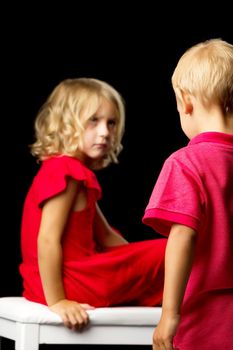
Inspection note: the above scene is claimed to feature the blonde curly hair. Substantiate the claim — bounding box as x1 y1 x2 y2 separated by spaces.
31 78 125 168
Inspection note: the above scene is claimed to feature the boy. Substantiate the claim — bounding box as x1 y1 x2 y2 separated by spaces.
143 39 233 349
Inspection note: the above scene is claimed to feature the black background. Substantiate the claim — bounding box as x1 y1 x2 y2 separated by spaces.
1 5 232 349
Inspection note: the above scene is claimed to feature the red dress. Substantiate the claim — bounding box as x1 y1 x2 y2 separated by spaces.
19 156 166 307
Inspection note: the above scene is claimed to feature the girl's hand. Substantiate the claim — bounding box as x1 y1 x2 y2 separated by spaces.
49 299 95 329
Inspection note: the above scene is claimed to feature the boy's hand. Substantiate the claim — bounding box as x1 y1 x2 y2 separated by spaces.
152 311 180 350
49 299 95 329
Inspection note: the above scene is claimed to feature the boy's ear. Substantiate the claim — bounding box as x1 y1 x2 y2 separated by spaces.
180 89 193 115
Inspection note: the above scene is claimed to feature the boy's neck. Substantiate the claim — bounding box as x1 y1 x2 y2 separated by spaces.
194 103 233 135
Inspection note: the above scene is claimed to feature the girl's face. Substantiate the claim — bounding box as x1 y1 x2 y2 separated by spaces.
79 97 117 165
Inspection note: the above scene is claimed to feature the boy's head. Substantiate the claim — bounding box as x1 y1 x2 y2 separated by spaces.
172 39 233 116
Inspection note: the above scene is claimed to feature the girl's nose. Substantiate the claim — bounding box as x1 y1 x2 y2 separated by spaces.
98 122 109 137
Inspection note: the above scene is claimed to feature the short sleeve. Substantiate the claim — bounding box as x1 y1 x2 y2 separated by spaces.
142 155 204 235
31 156 102 207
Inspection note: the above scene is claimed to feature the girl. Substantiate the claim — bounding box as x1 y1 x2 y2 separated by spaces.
19 78 167 329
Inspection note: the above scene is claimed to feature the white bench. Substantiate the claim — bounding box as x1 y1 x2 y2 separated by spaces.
0 297 161 349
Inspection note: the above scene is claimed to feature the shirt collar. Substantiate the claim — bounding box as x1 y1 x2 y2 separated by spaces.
189 132 233 147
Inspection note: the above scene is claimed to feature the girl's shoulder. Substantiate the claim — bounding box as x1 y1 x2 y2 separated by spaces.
42 155 86 170
41 155 92 178
33 156 102 202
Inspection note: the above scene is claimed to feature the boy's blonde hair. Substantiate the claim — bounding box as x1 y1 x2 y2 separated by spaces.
31 78 125 168
172 38 233 115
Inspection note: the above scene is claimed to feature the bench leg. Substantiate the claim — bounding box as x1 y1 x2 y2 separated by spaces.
16 323 39 350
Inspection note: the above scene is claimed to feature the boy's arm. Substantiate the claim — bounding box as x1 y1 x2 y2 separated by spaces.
153 224 196 350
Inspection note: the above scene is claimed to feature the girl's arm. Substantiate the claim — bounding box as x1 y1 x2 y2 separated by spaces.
153 224 196 350
38 178 94 329
94 203 129 247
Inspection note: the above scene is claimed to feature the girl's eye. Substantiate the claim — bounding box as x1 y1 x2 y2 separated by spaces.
89 116 98 123
108 119 116 127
